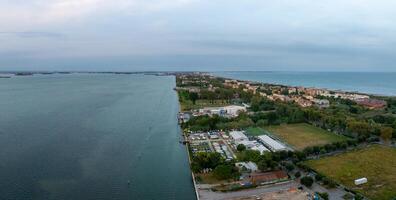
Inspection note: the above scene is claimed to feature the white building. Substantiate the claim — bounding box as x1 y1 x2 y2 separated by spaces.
251 145 270 154
257 135 288 152
235 162 258 172
224 105 246 116
236 140 270 154
313 99 330 108
229 131 248 143
354 178 367 185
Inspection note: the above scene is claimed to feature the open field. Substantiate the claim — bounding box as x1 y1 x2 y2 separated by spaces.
195 172 230 185
245 127 265 136
265 123 348 150
305 145 396 200
180 99 230 111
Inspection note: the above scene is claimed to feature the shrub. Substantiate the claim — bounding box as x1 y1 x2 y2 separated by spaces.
354 194 364 200
317 192 329 200
300 176 314 187
315 173 323 181
236 144 246 152
295 171 301 178
285 163 295 171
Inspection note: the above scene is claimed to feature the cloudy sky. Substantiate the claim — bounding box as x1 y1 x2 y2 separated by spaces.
1 0 396 71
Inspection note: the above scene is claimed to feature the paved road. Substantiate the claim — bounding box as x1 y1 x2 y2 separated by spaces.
198 181 299 200
308 183 347 200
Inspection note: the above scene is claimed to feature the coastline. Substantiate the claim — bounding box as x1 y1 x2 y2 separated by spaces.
174 72 396 200
212 71 396 97
176 89 200 200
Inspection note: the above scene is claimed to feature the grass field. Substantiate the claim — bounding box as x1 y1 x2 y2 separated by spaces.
245 127 265 136
305 145 396 200
179 99 230 111
195 172 229 184
265 123 348 150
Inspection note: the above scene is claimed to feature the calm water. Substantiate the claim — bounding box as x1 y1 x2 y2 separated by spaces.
214 71 396 96
0 74 195 200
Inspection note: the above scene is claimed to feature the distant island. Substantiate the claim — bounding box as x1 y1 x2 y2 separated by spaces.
175 72 396 200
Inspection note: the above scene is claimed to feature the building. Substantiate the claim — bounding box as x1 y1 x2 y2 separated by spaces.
355 98 387 109
258 135 288 152
237 140 270 154
272 94 292 102
354 177 368 185
229 131 248 143
288 87 297 94
251 144 270 154
235 162 258 172
198 107 225 116
236 140 256 148
198 105 246 117
312 99 330 108
304 88 322 96
224 105 247 116
247 85 259 94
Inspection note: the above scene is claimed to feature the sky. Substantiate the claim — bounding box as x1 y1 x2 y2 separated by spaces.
1 0 396 72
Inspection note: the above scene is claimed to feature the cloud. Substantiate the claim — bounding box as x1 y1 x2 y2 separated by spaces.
0 0 396 71
0 0 196 29
0 31 64 38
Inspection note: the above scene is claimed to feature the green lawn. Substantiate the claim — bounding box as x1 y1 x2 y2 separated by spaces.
305 145 396 200
265 123 348 150
179 99 230 111
195 172 229 184
245 127 265 136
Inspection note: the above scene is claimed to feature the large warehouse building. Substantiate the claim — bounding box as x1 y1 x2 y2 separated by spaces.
257 135 288 152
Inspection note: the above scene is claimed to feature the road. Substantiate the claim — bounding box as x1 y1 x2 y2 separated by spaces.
198 181 300 200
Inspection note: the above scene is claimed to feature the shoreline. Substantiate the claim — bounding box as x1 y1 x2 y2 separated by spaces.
3 71 394 97
212 72 396 98
176 88 200 200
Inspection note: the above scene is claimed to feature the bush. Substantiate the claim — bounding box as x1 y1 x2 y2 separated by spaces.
236 144 246 152
327 180 337 188
300 176 314 187
342 193 354 200
315 173 323 181
295 171 301 178
285 163 295 171
322 177 330 185
354 194 364 200
317 192 329 200
213 164 239 180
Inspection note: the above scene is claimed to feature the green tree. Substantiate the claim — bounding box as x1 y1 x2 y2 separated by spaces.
347 120 371 137
191 152 223 172
236 144 246 152
189 92 199 105
257 160 268 171
285 163 295 171
300 176 314 187
315 173 323 181
251 96 262 112
239 150 261 162
380 127 393 143
256 119 269 127
213 164 239 180
317 192 329 200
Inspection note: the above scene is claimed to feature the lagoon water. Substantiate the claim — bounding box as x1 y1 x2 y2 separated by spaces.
0 74 195 200
214 71 396 96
